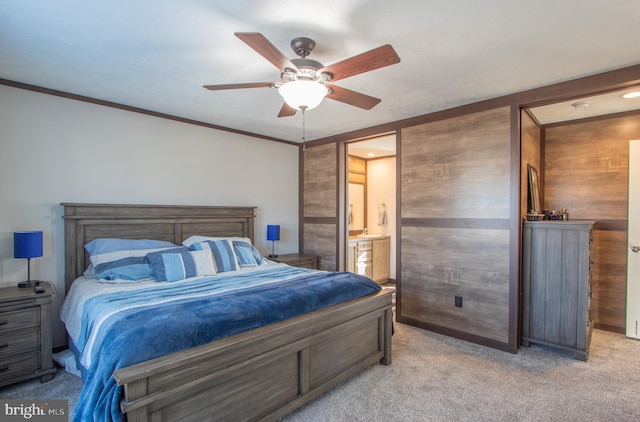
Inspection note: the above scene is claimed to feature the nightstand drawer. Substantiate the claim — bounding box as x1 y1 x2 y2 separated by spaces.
0 350 41 381
0 308 40 333
270 254 319 269
0 284 54 387
0 328 40 359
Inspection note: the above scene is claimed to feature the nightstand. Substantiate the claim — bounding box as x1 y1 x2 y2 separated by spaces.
270 253 319 269
0 283 56 387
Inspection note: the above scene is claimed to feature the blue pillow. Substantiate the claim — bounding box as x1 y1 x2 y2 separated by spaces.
232 240 264 267
84 238 178 281
189 240 238 272
147 248 216 282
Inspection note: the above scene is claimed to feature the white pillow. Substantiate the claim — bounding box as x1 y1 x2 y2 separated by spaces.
182 235 253 247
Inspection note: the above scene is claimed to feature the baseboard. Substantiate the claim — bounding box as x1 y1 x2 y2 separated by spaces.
593 322 625 334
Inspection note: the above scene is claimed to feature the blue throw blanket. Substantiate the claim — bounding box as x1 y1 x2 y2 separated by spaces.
67 266 380 421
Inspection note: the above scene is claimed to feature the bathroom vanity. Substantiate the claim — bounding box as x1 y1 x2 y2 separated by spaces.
347 235 390 284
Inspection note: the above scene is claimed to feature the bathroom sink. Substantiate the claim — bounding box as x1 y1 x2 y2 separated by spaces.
356 234 383 239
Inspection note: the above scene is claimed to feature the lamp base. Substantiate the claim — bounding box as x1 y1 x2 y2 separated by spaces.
18 280 40 288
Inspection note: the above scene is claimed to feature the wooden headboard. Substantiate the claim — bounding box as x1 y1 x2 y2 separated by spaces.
62 203 256 292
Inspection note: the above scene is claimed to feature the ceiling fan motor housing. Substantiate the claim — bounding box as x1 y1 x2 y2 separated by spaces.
282 58 332 83
290 37 315 58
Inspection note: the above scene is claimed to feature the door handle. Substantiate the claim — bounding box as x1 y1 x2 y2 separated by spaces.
632 245 640 253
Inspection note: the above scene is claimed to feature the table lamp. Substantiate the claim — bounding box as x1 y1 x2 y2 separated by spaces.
267 225 280 258
14 231 43 288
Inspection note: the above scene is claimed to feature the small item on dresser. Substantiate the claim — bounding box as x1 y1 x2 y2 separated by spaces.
560 207 569 220
34 285 45 293
525 213 545 221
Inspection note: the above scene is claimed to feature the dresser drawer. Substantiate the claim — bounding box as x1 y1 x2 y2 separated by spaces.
0 308 40 333
0 328 40 359
0 350 41 382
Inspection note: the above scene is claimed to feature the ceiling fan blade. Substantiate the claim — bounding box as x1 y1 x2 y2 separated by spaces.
203 82 275 91
277 102 298 118
326 84 381 110
235 32 299 72
320 44 400 83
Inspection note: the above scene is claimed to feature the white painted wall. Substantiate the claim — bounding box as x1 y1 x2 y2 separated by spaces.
0 85 299 346
366 157 396 279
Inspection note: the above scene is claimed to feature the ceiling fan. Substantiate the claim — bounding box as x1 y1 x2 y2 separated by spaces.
203 32 401 117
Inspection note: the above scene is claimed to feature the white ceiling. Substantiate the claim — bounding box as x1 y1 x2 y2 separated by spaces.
348 133 396 158
529 88 640 125
2 0 639 143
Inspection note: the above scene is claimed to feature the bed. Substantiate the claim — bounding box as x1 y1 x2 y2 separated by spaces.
61 203 394 421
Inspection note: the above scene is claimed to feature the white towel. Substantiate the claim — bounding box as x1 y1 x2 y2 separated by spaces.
377 209 387 226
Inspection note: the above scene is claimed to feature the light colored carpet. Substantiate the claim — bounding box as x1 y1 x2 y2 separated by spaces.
1 323 638 421
0 367 82 419
283 324 640 421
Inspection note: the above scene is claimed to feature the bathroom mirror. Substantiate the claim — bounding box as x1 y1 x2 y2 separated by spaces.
348 183 365 233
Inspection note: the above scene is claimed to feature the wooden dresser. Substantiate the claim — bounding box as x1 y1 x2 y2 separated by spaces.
0 283 56 387
521 221 594 360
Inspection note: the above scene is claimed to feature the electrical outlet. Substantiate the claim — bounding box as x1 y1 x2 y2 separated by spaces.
455 295 463 308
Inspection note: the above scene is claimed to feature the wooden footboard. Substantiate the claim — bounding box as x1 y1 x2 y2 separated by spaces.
114 288 394 422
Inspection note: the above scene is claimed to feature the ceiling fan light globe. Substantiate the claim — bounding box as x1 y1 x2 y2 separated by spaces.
278 80 328 111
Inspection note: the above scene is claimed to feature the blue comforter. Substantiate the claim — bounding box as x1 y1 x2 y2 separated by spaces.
63 265 381 421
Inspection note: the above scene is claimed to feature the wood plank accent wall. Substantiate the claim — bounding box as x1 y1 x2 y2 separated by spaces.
302 143 338 270
303 143 337 218
544 113 640 332
303 223 337 271
399 107 515 348
300 65 640 353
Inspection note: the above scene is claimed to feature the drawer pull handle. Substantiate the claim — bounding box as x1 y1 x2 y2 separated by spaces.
0 365 8 371
0 343 7 348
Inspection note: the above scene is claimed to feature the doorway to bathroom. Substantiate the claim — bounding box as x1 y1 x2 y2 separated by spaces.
346 134 397 283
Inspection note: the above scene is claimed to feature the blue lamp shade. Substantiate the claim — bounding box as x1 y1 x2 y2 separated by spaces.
266 225 280 258
14 231 43 259
266 225 280 241
14 231 43 287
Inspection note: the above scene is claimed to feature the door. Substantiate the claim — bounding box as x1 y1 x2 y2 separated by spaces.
627 140 640 339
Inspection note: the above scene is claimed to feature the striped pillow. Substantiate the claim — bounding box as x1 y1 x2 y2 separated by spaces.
85 238 178 281
232 240 264 267
189 240 238 272
147 248 216 282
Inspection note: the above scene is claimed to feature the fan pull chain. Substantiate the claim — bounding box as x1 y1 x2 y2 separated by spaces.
301 105 307 152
